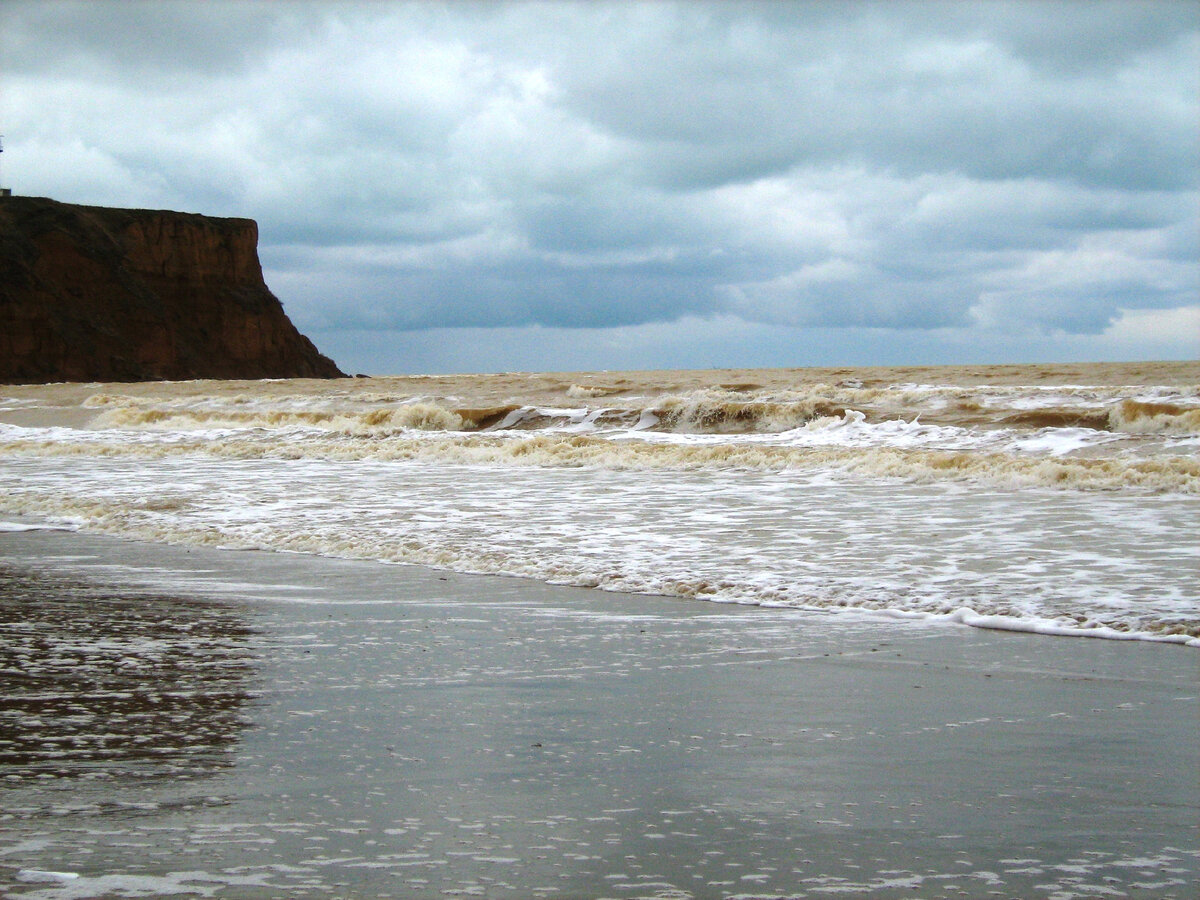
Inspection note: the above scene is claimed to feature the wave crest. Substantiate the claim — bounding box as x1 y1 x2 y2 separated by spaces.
4 427 1196 492
653 390 846 433
92 401 465 434
1110 399 1200 434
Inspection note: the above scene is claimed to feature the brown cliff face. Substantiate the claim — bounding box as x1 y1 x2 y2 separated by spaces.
0 196 346 382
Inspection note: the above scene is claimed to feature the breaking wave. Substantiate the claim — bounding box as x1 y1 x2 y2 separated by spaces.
651 391 846 433
78 387 1200 440
90 399 467 433
2 424 1197 492
1109 398 1200 434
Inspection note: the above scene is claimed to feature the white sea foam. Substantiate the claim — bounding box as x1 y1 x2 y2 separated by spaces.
11 869 277 899
3 417 1196 493
0 521 77 532
2 452 1196 645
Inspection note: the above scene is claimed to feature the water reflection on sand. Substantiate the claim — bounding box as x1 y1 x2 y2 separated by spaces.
0 564 260 790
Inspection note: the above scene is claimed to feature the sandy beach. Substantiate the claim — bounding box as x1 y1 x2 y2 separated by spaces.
2 525 1196 899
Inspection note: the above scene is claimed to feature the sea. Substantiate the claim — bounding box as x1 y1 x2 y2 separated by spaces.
1 360 1199 899
1 361 1197 644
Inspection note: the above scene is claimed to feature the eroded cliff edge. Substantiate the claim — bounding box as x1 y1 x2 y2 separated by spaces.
0 196 346 382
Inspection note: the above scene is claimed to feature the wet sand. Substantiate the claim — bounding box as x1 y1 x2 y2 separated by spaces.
1 526 1198 899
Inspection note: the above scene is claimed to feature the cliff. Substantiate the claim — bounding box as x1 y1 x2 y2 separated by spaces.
0 196 345 382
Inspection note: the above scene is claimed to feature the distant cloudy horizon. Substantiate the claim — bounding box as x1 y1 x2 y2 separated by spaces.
2 0 1197 374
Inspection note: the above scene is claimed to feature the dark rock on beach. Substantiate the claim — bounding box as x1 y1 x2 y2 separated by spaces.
0 195 345 383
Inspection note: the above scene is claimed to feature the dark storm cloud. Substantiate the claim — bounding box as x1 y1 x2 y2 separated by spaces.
1 0 309 77
2 0 1196 368
527 1 1197 191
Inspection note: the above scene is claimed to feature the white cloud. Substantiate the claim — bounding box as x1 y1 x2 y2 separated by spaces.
1103 306 1200 354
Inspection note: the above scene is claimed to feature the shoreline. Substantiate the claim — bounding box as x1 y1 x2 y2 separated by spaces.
5 514 1198 650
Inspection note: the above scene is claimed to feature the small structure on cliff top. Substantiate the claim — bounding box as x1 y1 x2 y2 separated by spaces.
0 136 10 197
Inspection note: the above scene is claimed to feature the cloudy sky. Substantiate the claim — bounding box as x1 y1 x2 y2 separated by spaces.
2 1 1196 374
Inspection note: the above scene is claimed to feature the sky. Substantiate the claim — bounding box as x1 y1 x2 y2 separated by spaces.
2 0 1197 375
